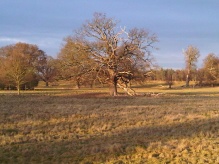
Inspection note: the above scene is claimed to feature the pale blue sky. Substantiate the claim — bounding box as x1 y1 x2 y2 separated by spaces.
0 0 219 68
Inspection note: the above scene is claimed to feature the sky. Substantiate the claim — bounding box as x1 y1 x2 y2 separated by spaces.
1 0 219 69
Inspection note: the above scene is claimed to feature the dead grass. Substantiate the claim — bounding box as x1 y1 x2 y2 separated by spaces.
0 88 218 163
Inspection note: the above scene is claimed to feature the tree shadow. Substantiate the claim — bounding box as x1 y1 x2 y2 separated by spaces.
67 116 219 155
9 115 216 163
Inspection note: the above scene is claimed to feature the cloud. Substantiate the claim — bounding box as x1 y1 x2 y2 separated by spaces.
0 37 26 44
0 35 62 57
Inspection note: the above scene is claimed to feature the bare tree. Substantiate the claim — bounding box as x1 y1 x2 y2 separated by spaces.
183 45 200 87
36 55 58 87
164 69 174 89
73 13 157 96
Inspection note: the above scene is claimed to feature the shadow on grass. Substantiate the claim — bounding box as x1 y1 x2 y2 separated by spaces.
167 91 219 96
132 83 166 88
0 116 218 163
65 117 219 159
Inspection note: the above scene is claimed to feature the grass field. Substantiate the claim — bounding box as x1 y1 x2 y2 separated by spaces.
0 87 219 163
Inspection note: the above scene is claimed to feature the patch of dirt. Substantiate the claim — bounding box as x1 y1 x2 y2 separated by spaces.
68 92 135 99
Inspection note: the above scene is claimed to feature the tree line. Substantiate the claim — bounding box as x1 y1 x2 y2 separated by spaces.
149 46 219 88
0 43 58 94
0 13 218 95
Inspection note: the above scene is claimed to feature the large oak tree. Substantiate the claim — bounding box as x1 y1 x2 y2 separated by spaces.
67 13 157 96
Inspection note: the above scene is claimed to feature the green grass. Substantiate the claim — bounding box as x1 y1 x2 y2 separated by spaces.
0 87 219 163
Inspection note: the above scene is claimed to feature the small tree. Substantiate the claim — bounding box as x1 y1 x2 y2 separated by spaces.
196 68 205 86
164 69 174 88
58 37 95 88
0 57 6 89
203 53 219 86
0 42 44 95
183 45 200 87
36 55 58 87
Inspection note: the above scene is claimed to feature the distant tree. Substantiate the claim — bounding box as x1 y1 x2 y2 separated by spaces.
183 45 200 87
203 53 219 86
164 69 174 88
174 69 186 81
72 13 157 96
58 37 96 88
0 46 11 83
36 55 58 87
196 68 205 86
0 56 6 89
0 42 45 95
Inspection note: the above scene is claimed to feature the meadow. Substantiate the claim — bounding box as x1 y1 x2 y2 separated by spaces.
0 86 218 163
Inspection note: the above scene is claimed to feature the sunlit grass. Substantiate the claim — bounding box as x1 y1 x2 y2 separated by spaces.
0 87 218 163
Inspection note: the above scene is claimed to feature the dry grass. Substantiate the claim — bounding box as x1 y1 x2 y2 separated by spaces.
0 87 219 163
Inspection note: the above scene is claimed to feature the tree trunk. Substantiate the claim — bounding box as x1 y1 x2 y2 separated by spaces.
109 80 117 96
109 70 117 96
17 84 20 95
75 77 80 89
89 82 94 88
186 74 190 87
45 81 49 87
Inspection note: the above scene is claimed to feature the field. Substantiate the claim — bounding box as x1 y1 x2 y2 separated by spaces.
0 86 219 163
